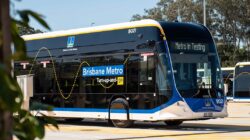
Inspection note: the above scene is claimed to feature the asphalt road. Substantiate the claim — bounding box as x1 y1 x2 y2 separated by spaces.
44 102 250 140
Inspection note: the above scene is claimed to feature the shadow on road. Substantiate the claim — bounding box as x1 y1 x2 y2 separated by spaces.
102 123 250 140
100 129 250 140
54 119 250 139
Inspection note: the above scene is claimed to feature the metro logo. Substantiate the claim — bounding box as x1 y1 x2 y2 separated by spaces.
67 36 75 48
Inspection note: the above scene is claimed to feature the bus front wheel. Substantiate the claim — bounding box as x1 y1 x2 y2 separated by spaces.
109 98 133 128
164 120 183 126
111 119 133 128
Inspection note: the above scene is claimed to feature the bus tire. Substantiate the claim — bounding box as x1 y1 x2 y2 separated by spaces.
164 120 183 126
109 98 133 128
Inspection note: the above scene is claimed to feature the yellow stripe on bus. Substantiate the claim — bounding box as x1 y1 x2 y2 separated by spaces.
23 23 166 41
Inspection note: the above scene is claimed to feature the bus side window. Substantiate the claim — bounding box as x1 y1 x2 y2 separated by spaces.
139 54 155 93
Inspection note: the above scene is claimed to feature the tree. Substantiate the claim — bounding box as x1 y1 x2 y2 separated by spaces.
17 25 43 36
0 1 57 140
209 0 250 65
132 0 204 24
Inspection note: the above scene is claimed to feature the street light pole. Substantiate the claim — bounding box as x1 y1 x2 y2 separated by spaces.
203 0 206 26
203 0 208 81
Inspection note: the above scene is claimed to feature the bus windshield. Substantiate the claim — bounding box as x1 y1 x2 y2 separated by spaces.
234 65 250 98
168 41 223 98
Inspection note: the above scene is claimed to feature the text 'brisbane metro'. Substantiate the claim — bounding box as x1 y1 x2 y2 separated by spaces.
82 65 124 77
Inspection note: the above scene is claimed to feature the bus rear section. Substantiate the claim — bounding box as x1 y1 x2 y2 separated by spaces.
161 22 227 120
233 62 250 102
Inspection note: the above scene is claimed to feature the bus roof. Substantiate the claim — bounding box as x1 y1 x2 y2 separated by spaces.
22 19 165 41
159 22 210 41
235 62 250 67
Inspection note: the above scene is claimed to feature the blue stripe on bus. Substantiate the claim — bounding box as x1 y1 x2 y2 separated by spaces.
54 107 160 114
53 108 157 114
54 108 108 112
53 105 161 113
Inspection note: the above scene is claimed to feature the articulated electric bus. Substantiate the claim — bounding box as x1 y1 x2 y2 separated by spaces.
233 62 250 102
221 67 234 100
15 19 227 127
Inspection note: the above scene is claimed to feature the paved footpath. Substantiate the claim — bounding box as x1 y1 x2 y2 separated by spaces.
44 102 250 140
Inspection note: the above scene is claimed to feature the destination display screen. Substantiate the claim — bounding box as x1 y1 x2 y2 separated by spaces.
169 42 208 53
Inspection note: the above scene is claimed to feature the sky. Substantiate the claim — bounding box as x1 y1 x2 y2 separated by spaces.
13 0 158 31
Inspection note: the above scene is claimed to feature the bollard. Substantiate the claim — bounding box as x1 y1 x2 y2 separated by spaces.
16 74 34 110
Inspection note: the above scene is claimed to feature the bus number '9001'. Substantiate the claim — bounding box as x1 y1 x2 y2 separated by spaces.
128 28 136 34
